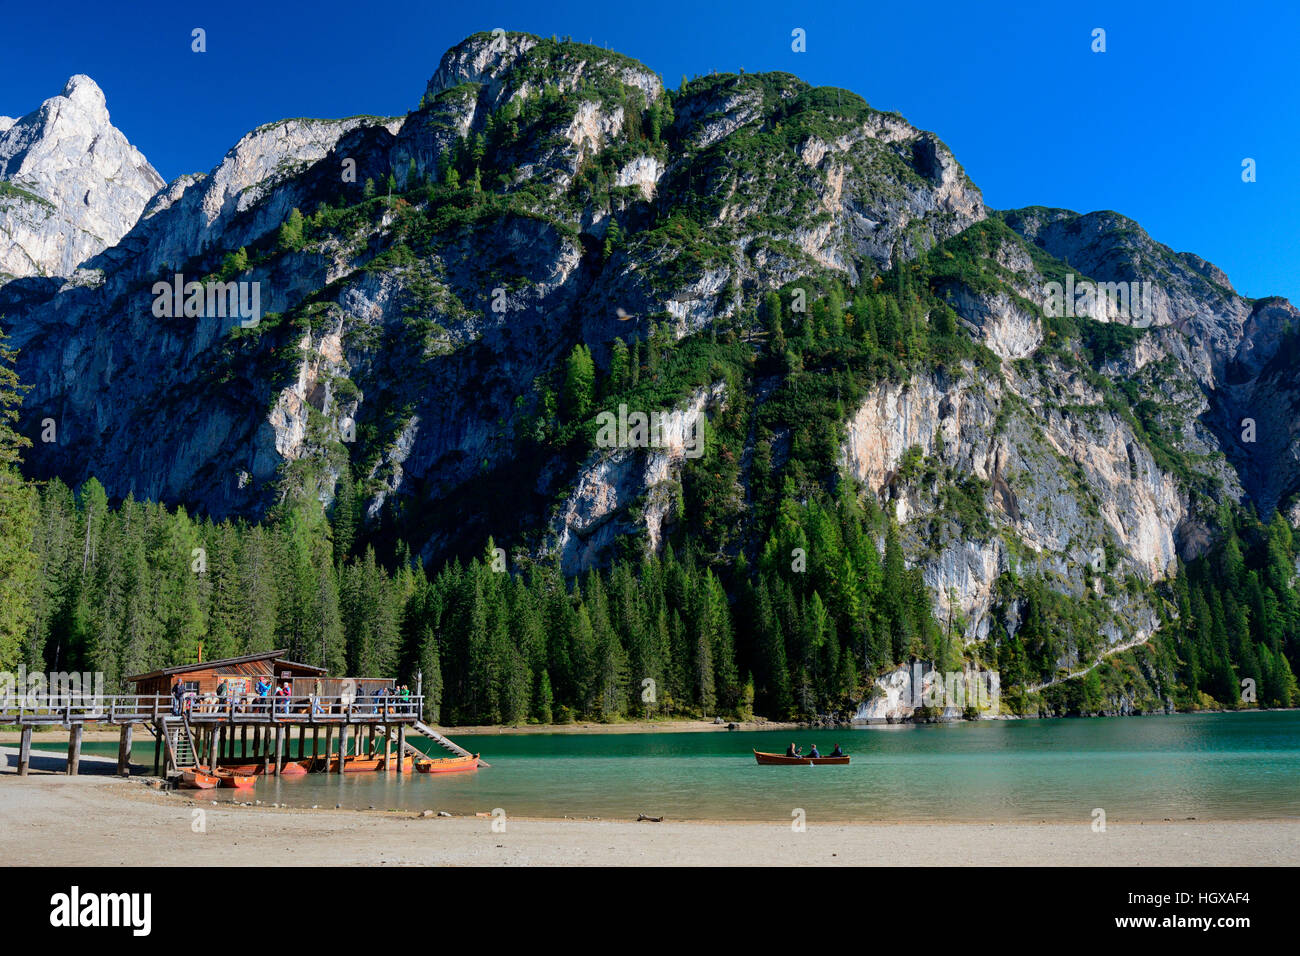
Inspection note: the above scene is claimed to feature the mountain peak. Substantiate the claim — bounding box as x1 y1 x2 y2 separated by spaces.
424 31 662 110
59 74 107 116
0 74 163 282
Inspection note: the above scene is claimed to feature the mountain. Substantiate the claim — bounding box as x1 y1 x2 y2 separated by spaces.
2 31 1297 719
0 75 164 283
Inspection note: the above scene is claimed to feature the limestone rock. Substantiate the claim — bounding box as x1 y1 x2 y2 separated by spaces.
0 75 164 282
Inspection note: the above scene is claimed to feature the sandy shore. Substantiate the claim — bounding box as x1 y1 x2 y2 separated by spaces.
2 748 1296 866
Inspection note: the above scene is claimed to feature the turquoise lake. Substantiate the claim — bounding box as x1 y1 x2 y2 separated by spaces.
43 711 1300 822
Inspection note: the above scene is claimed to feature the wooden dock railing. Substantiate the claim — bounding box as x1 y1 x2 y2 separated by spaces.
1 693 484 780
0 693 424 727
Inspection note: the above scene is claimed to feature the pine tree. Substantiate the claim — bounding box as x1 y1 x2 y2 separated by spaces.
604 218 623 260
331 470 359 565
562 343 596 421
278 207 305 252
0 329 36 669
608 338 630 395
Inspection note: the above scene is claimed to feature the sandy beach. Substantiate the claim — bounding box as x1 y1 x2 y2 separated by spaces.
2 747 1296 866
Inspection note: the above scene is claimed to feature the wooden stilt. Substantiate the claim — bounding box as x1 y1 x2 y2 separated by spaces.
18 725 32 776
324 726 333 772
118 724 134 776
297 725 305 760
241 725 248 760
396 724 406 774
338 724 349 774
67 724 83 775
153 725 162 775
274 725 284 775
384 726 392 769
313 726 320 759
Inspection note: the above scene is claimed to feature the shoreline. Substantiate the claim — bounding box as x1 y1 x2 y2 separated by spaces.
5 708 1294 744
1 768 1296 866
0 718 801 744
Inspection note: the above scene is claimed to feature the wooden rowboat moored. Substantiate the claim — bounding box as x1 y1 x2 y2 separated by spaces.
213 768 256 789
178 766 220 789
415 753 480 774
753 749 850 766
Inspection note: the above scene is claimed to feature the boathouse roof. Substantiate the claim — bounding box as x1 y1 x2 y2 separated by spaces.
126 649 327 684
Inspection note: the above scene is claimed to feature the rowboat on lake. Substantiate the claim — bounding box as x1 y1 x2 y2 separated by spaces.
415 753 480 774
178 766 220 789
753 749 850 766
213 768 256 789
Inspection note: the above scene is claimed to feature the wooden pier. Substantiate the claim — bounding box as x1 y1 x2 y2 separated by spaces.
2 649 477 778
0 691 478 777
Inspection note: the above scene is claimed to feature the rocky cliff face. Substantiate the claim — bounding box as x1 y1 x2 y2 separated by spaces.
0 76 163 282
838 219 1259 656
1005 207 1300 518
547 382 725 574
2 31 1297 661
2 33 988 563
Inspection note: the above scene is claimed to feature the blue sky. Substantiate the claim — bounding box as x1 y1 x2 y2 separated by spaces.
3 0 1297 302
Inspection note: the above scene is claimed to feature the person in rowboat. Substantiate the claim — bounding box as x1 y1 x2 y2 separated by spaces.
808 744 820 758
785 742 800 758
830 743 844 757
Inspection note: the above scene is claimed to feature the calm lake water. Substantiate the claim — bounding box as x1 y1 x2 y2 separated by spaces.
51 711 1300 822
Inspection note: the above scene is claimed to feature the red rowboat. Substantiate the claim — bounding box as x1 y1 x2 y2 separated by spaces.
415 753 480 774
753 749 850 766
178 766 220 789
213 768 256 789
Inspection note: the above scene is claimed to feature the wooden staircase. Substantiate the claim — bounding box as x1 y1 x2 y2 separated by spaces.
388 721 489 767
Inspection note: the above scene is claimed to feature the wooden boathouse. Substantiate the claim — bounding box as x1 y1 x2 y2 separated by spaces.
1 649 476 778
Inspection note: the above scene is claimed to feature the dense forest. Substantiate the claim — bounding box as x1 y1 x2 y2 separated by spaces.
2 230 1297 722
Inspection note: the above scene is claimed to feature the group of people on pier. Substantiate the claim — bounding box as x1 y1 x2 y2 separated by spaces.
170 679 415 718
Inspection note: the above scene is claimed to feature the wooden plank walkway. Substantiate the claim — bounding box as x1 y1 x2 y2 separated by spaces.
0 694 425 727
0 694 493 777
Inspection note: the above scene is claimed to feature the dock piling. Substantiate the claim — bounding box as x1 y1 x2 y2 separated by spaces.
66 724 83 776
18 725 32 776
118 723 134 776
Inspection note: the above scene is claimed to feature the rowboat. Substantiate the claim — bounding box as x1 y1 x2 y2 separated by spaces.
753 749 850 766
213 768 256 789
327 754 414 773
213 760 310 776
178 766 220 789
415 753 480 774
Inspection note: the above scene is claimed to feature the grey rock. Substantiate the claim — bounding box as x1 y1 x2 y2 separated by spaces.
0 75 164 282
